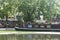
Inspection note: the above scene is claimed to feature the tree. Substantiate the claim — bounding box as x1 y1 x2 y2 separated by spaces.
18 1 36 22
0 0 60 22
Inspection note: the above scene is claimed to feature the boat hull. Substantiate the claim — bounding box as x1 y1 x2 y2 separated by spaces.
15 24 60 32
15 28 60 32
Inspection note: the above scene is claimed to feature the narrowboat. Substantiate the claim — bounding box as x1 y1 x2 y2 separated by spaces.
15 22 60 31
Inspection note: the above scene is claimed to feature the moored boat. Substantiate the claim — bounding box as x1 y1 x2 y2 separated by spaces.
15 22 60 31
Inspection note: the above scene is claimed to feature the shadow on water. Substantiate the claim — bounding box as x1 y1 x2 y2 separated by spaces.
0 34 60 40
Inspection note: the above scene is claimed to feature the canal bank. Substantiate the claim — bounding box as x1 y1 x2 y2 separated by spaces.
0 31 60 40
0 31 60 34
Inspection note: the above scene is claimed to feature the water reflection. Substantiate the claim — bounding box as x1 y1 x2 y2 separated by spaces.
0 34 60 40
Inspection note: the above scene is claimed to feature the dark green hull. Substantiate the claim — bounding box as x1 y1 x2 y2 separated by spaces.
15 28 60 32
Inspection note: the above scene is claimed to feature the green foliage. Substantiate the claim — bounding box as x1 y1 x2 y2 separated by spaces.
0 0 60 22
18 1 36 22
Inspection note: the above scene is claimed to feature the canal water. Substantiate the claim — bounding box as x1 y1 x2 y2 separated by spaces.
0 34 60 40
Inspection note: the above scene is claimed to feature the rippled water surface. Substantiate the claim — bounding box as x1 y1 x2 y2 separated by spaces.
0 34 60 40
